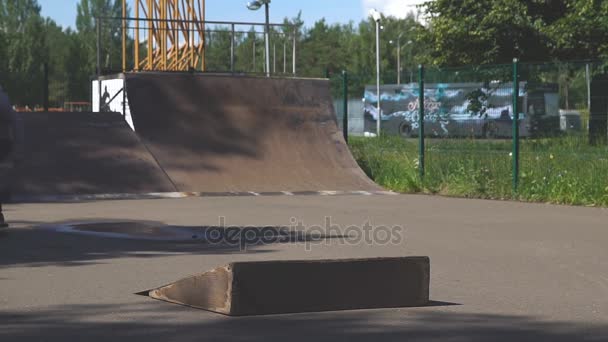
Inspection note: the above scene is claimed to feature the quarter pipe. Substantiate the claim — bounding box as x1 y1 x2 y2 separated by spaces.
12 112 176 198
125 73 380 193
12 75 380 199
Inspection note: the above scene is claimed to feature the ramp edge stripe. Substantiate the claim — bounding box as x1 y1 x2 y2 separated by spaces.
10 191 399 203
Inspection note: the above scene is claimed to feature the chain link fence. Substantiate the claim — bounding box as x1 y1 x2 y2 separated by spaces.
332 60 608 206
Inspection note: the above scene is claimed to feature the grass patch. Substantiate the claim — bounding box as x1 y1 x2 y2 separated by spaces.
349 135 608 207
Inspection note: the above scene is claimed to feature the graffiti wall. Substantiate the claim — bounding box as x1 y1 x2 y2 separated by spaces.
363 82 529 138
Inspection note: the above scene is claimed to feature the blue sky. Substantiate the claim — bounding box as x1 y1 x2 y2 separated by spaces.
39 0 424 29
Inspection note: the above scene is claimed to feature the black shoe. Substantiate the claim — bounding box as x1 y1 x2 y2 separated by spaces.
0 222 8 228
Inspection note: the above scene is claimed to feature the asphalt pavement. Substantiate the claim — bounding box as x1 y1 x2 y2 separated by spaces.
1 194 607 341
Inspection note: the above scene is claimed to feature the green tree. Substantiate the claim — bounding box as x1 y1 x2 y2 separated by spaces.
44 18 73 106
418 0 553 66
544 0 608 60
234 27 258 73
0 0 47 106
0 28 7 83
76 0 126 73
298 19 356 77
419 0 608 67
205 26 233 72
65 30 92 102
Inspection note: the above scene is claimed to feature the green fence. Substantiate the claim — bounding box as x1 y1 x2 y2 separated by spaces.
333 60 608 206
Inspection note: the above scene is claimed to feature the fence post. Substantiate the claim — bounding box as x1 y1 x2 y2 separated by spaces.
512 58 520 192
96 17 101 76
96 17 102 112
586 63 591 114
43 62 49 112
292 28 297 76
342 70 348 143
418 64 425 178
122 0 127 72
230 23 235 73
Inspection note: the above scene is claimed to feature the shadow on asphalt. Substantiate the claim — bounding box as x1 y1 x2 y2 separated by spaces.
0 219 346 268
0 302 605 341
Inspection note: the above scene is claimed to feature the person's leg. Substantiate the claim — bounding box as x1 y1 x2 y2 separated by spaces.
0 203 6 228
0 138 11 228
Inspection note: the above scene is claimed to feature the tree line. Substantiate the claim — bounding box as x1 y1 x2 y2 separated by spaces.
0 0 606 107
0 0 122 107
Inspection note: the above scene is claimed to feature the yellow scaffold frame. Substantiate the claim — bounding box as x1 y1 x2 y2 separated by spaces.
123 0 206 72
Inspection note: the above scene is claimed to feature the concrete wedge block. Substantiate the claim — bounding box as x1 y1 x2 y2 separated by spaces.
147 257 430 316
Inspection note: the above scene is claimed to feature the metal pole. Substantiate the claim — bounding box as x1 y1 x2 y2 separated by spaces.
375 20 381 136
292 28 296 76
96 17 102 75
512 58 520 192
253 39 256 72
342 70 349 143
230 23 235 73
586 63 591 114
264 2 270 77
96 17 102 112
189 0 194 69
149 0 155 70
122 0 126 72
273 43 276 74
134 0 139 71
409 44 413 83
159 0 165 71
283 40 286 74
43 62 49 112
397 39 401 85
201 0 206 71
418 64 425 178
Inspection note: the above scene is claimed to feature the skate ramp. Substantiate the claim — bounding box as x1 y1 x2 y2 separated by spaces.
146 257 430 316
125 73 380 193
12 112 176 198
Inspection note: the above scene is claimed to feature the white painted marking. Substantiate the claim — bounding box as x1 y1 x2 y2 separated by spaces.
40 221 206 241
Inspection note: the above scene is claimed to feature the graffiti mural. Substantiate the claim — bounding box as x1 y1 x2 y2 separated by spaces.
363 82 536 138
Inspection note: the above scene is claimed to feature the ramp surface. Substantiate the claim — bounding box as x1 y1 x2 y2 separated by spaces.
13 112 176 197
148 257 430 316
125 73 380 192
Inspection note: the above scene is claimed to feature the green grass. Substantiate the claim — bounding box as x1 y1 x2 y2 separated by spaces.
349 135 608 207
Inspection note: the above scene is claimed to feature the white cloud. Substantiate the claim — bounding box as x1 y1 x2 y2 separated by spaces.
362 0 427 19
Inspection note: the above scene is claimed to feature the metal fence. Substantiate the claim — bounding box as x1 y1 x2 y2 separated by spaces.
5 17 298 111
333 60 608 205
96 16 297 76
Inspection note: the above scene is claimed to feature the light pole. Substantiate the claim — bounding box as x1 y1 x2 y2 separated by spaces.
390 36 412 85
247 0 271 77
370 8 382 136
390 35 402 85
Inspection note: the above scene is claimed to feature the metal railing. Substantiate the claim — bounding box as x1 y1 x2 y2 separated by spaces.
96 16 297 76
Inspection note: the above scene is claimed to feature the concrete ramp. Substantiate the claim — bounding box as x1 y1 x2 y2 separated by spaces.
13 112 176 198
125 73 380 193
147 257 430 316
